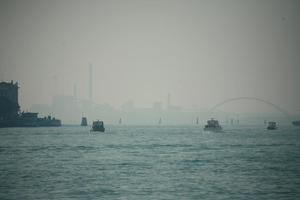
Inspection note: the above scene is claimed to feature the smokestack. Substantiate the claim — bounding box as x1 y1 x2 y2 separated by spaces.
167 93 170 109
89 63 93 102
73 83 77 99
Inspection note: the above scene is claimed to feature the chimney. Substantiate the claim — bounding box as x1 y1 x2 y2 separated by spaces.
89 63 93 102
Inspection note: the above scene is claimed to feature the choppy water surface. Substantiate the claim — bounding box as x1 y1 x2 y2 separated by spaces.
0 125 300 200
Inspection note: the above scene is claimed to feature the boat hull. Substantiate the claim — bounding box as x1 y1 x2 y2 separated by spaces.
91 127 105 132
204 127 222 131
267 127 277 130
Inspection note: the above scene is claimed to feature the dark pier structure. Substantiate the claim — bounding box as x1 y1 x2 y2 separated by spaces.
0 81 61 127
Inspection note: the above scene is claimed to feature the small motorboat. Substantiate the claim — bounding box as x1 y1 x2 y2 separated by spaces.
292 121 300 126
91 120 105 132
267 121 278 130
204 118 222 131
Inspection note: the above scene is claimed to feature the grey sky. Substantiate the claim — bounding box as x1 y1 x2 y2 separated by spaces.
0 0 299 113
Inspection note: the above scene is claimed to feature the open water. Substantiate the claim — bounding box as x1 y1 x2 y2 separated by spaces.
0 125 300 200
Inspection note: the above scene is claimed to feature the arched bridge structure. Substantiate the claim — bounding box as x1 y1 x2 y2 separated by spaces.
208 97 290 119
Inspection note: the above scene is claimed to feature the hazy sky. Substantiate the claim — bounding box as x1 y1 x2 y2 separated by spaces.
0 0 299 113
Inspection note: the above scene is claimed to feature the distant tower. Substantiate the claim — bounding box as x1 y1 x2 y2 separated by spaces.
89 63 93 102
158 118 162 125
196 117 199 125
119 118 122 125
167 93 171 109
73 83 77 99
0 81 19 104
0 81 20 118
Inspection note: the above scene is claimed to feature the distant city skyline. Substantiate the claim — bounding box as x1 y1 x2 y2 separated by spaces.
1 0 300 115
28 92 296 125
